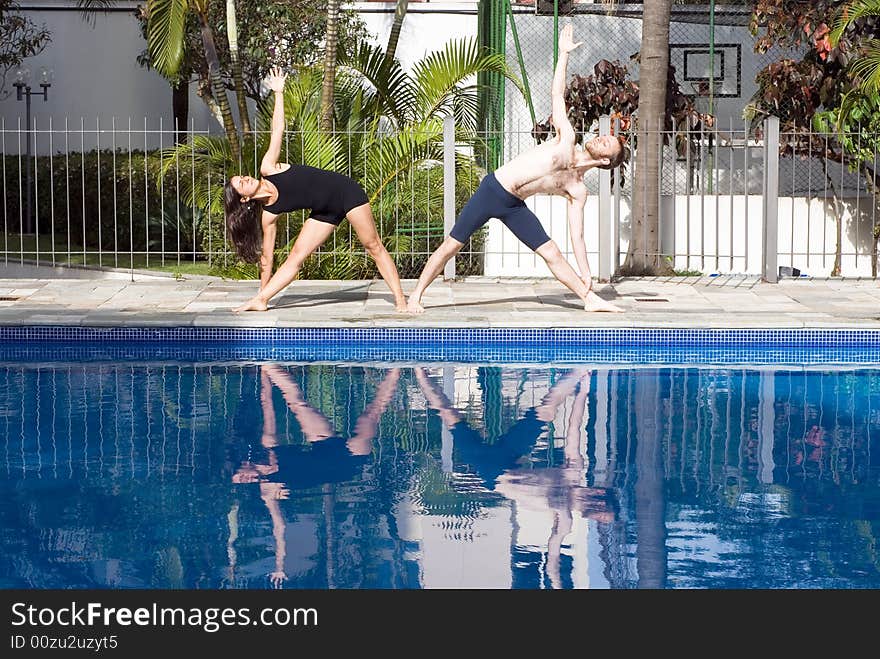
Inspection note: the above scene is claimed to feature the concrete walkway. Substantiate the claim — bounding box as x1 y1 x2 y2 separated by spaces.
0 272 877 329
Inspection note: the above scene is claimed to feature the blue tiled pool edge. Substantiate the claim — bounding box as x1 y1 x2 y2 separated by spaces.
0 325 878 365
1 325 880 346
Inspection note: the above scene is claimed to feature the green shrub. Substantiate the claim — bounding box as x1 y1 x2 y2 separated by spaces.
1 150 200 257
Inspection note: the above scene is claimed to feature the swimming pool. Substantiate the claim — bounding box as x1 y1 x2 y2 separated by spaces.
1 348 878 589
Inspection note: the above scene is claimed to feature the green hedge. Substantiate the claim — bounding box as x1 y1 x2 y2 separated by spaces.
1 150 199 255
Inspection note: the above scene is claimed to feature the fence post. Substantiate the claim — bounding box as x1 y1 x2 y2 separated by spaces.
762 115 779 283
443 115 456 280
598 115 612 281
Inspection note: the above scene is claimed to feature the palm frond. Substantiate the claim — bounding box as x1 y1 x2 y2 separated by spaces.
361 119 445 202
158 135 232 209
850 40 880 92
411 38 524 124
339 40 415 125
295 114 345 170
76 0 117 25
261 67 324 128
147 0 190 77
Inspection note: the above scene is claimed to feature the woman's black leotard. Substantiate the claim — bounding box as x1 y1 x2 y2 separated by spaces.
262 164 369 225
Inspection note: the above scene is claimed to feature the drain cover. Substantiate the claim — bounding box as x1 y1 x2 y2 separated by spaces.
634 297 670 302
0 296 19 301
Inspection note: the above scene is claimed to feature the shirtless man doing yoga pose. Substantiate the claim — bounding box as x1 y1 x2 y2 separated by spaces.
407 24 625 314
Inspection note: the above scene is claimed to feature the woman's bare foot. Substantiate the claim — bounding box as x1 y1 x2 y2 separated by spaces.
394 299 408 313
583 290 623 313
406 297 425 314
234 297 269 313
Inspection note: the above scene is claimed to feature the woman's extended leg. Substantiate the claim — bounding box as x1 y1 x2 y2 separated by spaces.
234 218 336 312
346 203 407 312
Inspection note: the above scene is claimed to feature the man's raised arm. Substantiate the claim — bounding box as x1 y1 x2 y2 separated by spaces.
551 24 582 142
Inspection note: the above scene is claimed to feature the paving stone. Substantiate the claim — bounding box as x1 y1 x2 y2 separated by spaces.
0 277 876 330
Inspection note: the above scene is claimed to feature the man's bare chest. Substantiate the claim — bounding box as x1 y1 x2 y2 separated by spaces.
516 170 581 199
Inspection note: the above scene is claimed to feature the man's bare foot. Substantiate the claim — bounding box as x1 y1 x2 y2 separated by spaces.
584 290 623 313
406 297 425 314
234 297 269 313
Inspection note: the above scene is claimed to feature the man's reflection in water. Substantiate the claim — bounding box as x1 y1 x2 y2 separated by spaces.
232 364 400 588
414 366 616 589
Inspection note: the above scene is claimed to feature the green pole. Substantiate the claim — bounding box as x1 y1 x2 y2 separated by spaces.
491 0 500 169
497 0 507 170
553 0 559 67
477 0 491 169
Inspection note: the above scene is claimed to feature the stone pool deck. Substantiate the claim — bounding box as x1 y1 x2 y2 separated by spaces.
0 272 876 329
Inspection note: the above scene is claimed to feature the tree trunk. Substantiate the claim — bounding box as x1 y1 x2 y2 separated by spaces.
382 0 409 73
226 0 251 135
624 0 674 276
633 369 667 588
172 77 190 145
320 0 340 132
198 13 240 162
196 81 225 129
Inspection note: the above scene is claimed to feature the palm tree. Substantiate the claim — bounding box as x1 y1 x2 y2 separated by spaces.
147 0 241 161
623 0 674 276
226 0 251 135
320 0 341 131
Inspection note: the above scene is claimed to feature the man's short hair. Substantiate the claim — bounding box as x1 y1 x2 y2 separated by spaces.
596 136 628 170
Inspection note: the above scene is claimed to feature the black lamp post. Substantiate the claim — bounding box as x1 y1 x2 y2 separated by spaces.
12 67 51 235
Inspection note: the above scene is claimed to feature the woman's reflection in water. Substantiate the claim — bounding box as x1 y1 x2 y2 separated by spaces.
232 365 400 587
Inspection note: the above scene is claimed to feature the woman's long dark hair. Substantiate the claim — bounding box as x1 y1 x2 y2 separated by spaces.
224 180 263 263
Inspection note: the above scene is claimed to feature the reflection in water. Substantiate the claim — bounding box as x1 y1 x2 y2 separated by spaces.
0 362 878 589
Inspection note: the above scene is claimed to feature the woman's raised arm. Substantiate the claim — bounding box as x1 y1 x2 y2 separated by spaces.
260 67 288 175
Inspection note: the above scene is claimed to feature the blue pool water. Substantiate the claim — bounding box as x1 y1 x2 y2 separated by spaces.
1 355 878 589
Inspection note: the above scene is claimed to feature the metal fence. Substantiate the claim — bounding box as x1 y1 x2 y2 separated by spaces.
605 115 879 280
0 117 213 272
1 114 878 280
0 118 498 280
